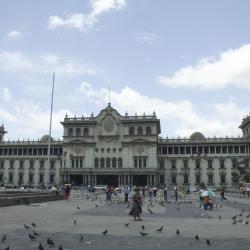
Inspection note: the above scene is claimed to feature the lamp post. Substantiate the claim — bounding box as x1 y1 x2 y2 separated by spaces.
178 169 184 192
63 151 67 186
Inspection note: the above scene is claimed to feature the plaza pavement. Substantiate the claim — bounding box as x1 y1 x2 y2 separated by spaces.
0 190 250 250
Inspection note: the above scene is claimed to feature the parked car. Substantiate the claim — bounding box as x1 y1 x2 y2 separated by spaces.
189 186 198 192
94 185 107 191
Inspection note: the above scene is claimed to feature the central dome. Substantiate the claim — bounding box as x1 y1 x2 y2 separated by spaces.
190 132 206 141
40 135 54 143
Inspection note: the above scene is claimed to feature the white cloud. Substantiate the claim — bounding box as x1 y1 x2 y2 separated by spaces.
1 87 12 101
0 51 102 76
7 30 22 39
133 32 158 44
78 82 246 137
158 44 250 90
49 0 127 30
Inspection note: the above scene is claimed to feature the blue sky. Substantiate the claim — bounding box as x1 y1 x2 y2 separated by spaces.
0 0 250 140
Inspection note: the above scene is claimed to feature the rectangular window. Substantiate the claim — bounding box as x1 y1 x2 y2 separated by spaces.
162 147 167 154
71 159 74 168
20 160 24 169
168 147 173 155
10 160 14 169
23 148 27 155
196 174 200 184
143 158 146 168
0 161 4 169
29 173 33 183
196 159 200 169
208 175 213 185
134 158 137 168
50 175 54 183
50 160 54 169
160 175 165 184
33 148 37 155
9 173 13 183
234 146 239 154
30 160 34 169
171 159 176 169
139 158 142 168
174 147 179 154
0 173 3 182
216 146 221 154
228 146 233 154
39 174 43 183
208 159 213 169
204 146 209 154
240 146 245 154
232 159 237 168
40 160 44 170
192 146 197 154
198 146 203 154
180 147 185 154
80 159 83 168
13 148 17 155
221 175 225 184
186 147 191 154
28 148 33 155
18 148 22 155
159 159 164 169
220 159 224 169
210 146 215 154
184 174 189 184
76 159 79 168
184 159 188 169
171 175 176 184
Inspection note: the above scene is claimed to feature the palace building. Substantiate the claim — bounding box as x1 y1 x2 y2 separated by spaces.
0 103 250 188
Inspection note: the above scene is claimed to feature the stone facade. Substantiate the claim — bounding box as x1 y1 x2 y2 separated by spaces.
0 106 249 188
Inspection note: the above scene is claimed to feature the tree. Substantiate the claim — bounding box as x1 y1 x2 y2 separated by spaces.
231 170 240 184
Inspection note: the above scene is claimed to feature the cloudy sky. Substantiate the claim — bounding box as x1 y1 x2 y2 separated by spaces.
1 0 250 140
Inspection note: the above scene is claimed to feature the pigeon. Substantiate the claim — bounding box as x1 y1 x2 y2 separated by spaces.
58 245 63 250
95 204 98 207
195 234 199 240
33 230 40 236
232 215 237 220
242 208 245 213
244 221 249 225
38 242 44 250
238 213 242 217
238 219 243 223
177 207 180 211
139 231 148 237
141 225 145 230
102 229 108 235
232 220 237 224
29 233 36 240
80 234 84 242
31 222 37 227
3 246 9 250
206 239 210 245
1 234 6 243
24 224 30 229
77 206 80 210
74 220 77 225
246 214 250 218
176 229 180 235
219 215 222 220
47 238 55 247
156 226 163 232
148 208 154 214
124 223 130 227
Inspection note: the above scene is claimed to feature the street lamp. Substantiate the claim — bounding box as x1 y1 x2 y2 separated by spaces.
178 169 184 192
62 151 67 185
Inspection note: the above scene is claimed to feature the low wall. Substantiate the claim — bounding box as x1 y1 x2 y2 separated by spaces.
0 193 64 207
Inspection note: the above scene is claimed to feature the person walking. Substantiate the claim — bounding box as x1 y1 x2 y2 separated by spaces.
174 186 178 203
129 187 142 221
220 188 227 201
164 186 168 202
124 186 129 203
64 184 71 200
246 186 250 198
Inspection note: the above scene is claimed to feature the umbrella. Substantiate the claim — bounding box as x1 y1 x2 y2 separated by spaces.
201 190 215 197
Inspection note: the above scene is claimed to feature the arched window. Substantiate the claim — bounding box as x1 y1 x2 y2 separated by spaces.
129 127 134 135
94 158 99 168
118 157 123 168
106 158 110 168
84 128 89 136
76 128 81 136
146 126 151 135
68 128 73 136
112 158 116 168
100 158 105 168
137 127 143 135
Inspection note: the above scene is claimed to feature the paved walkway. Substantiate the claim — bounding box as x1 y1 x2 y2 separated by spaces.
0 190 250 249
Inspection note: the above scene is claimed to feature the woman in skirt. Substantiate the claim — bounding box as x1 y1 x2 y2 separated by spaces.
129 187 142 221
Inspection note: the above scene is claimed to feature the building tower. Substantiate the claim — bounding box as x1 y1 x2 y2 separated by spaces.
0 124 7 143
239 115 250 139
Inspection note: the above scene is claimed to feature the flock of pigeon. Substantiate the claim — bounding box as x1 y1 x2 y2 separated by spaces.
1 190 250 249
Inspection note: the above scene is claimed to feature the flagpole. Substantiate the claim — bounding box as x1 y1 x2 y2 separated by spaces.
47 72 55 187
